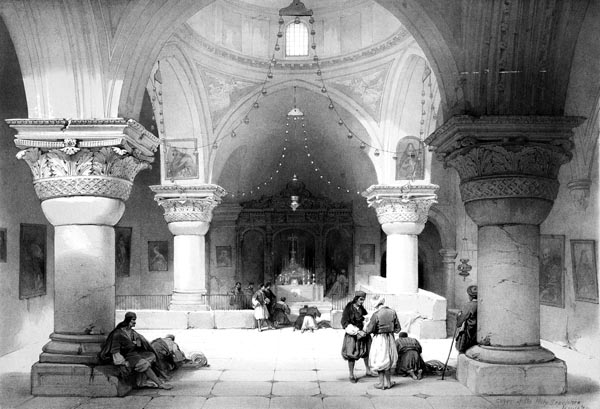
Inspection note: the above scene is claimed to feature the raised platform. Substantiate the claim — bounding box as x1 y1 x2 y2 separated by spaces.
31 363 131 397
457 353 567 395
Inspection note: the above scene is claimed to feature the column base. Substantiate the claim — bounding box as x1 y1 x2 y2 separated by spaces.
31 362 131 397
169 291 209 311
457 353 567 395
168 303 210 311
40 333 105 364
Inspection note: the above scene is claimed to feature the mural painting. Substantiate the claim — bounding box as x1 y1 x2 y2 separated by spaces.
539 234 565 308
19 224 46 299
571 240 598 304
148 241 168 272
115 227 132 277
163 139 198 180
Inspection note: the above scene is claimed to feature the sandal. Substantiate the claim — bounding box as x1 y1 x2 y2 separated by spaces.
349 376 358 383
159 383 173 390
374 383 384 389
383 381 396 390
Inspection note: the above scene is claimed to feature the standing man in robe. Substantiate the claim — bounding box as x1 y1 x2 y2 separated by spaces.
456 285 478 353
365 295 401 389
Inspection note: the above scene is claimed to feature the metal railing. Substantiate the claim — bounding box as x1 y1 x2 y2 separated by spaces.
116 295 172 310
115 294 254 311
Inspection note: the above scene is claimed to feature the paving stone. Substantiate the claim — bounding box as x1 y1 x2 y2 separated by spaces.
143 396 207 409
323 396 375 409
202 396 270 409
270 396 325 409
14 397 89 409
219 370 273 381
369 396 433 409
210 381 273 396
76 396 152 409
272 381 320 396
274 370 318 382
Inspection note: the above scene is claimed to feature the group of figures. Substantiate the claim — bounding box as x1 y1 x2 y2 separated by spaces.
340 286 479 390
341 291 426 389
98 312 209 391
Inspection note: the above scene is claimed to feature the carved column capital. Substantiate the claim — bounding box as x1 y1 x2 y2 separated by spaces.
426 116 584 225
439 249 458 263
567 178 592 211
362 183 438 226
150 184 227 224
7 118 159 202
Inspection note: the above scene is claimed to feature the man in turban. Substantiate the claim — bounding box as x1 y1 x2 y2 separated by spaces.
98 311 173 390
365 295 401 389
456 285 478 353
341 291 376 382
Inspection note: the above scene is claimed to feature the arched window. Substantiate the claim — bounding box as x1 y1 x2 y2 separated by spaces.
285 21 309 57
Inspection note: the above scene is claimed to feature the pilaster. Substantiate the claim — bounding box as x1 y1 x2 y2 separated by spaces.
426 115 584 395
439 249 458 308
363 183 438 294
151 184 227 310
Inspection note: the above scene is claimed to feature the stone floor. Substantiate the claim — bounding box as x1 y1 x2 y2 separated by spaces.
1 327 599 409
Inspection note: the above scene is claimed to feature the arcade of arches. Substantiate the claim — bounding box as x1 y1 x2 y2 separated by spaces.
0 0 598 398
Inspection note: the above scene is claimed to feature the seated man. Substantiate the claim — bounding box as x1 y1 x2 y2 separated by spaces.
301 305 322 333
271 297 291 327
98 311 173 390
395 332 425 380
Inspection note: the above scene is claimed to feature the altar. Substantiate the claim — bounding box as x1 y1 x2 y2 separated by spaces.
276 284 324 302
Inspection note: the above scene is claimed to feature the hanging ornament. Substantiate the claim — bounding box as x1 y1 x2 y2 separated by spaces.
309 16 315 24
321 87 327 93
457 259 472 280
262 88 267 95
212 142 218 150
243 117 250 124
328 102 334 109
316 69 322 76
359 142 366 149
294 16 301 24
338 119 343 126
253 102 259 109
277 31 283 38
231 130 237 138
347 132 353 139
374 150 380 157
267 71 274 79
275 44 280 51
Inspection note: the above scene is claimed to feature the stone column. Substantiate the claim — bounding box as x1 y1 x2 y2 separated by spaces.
426 115 584 395
439 249 458 308
363 184 438 294
7 118 158 396
151 184 226 311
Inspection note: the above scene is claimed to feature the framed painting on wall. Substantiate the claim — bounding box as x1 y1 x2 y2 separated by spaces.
148 241 168 272
115 227 132 277
19 223 47 299
217 246 232 267
163 139 198 180
0 227 6 262
539 234 565 308
571 240 598 304
359 244 375 265
395 136 425 180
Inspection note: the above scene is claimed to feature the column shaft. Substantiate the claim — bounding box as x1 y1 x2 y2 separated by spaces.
54 225 115 335
440 249 458 308
172 234 207 307
478 224 540 347
386 233 418 293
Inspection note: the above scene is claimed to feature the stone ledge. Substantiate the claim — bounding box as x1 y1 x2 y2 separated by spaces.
457 354 567 395
32 362 131 397
214 310 255 329
189 311 216 329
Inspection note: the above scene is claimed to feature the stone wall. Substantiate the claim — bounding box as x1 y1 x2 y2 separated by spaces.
0 18 53 357
540 159 599 358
